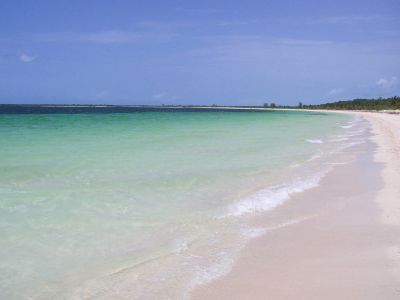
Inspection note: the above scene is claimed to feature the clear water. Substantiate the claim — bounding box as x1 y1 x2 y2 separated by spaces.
0 109 356 299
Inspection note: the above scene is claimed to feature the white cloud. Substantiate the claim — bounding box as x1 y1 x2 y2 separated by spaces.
327 88 344 96
19 54 36 63
376 77 398 89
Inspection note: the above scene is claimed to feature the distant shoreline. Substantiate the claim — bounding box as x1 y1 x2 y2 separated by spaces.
0 103 399 114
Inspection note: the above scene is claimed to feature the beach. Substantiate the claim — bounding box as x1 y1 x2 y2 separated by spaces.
1 109 399 299
1 0 398 298
191 111 400 299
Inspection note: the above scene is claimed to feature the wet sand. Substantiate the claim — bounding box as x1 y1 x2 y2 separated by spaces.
191 112 400 300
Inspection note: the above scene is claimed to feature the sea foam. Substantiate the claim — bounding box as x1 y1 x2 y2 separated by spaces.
306 139 324 144
223 172 327 218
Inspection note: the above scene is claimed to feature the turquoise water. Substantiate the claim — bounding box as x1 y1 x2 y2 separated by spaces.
0 110 355 299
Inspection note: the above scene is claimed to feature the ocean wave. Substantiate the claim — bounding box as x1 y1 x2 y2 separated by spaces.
307 153 321 162
335 129 364 138
339 140 365 150
326 161 353 165
328 137 349 142
289 162 301 168
306 139 324 144
222 173 327 217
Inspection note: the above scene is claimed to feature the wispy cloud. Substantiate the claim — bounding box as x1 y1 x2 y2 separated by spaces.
19 54 36 63
37 22 176 44
278 38 333 46
327 88 345 96
39 30 167 44
217 21 250 26
376 77 398 89
378 30 400 37
184 35 337 63
175 7 226 14
320 15 391 25
198 34 262 42
78 31 142 44
152 92 178 101
37 31 139 44
197 35 332 45
94 90 110 99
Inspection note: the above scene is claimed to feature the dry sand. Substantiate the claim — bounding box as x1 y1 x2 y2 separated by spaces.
191 112 400 300
362 112 400 226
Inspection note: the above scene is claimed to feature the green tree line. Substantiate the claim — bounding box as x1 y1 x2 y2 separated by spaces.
303 96 400 110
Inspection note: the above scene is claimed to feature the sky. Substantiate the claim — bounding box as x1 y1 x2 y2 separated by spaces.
0 0 399 105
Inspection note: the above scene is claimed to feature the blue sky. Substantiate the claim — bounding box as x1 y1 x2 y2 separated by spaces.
0 0 399 105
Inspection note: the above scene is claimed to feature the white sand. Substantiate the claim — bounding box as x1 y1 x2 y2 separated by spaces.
361 112 400 226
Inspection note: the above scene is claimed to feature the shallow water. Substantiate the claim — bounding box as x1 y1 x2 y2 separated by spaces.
0 109 360 299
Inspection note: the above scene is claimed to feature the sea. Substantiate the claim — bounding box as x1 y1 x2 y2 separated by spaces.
0 106 367 299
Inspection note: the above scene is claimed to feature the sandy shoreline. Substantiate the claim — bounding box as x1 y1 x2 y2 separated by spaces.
362 112 400 226
191 111 400 299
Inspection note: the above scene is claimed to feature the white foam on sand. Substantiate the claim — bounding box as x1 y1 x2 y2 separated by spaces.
328 137 349 142
223 171 328 218
306 139 324 144
307 153 322 162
